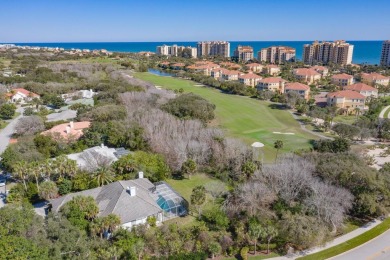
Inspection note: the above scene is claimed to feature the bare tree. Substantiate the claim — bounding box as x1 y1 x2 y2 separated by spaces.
257 155 314 205
15 115 45 136
304 180 353 230
224 181 277 218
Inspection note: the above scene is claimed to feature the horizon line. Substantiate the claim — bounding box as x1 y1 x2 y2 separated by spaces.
1 39 386 44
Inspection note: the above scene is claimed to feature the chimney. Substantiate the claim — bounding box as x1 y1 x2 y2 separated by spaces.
130 187 136 197
65 126 71 134
70 121 74 129
138 171 144 179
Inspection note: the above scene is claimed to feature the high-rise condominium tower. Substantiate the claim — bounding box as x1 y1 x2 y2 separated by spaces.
259 46 296 64
380 40 390 66
233 45 254 62
197 41 230 57
303 40 354 65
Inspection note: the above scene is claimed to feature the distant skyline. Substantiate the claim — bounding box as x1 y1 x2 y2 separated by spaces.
1 0 389 42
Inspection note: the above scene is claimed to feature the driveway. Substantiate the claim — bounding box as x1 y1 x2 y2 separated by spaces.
0 107 24 155
331 229 390 260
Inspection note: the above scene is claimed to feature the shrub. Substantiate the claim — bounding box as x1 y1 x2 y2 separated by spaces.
240 247 249 260
58 179 73 195
161 93 215 123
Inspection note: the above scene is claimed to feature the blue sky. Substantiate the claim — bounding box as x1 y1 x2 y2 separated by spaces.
1 0 389 42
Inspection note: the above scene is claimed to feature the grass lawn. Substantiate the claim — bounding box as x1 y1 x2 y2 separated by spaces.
166 173 222 202
224 252 280 260
134 73 318 162
165 173 226 227
297 217 390 260
333 115 357 125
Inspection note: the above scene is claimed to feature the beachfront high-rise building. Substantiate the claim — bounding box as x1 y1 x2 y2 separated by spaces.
302 40 354 65
233 45 254 62
258 46 296 64
156 45 197 58
380 40 390 66
197 41 230 58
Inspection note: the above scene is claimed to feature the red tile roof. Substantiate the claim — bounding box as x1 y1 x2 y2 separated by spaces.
311 65 328 71
239 73 262 80
345 83 377 92
42 121 91 140
245 63 262 68
10 88 40 98
259 77 287 84
327 90 365 99
222 70 241 76
171 63 185 67
361 72 389 81
293 68 321 76
266 64 280 69
332 73 353 80
285 82 310 91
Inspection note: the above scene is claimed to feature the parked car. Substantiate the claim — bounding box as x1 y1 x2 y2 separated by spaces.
0 178 5 187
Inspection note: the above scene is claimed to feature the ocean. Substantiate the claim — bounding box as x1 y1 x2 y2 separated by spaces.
9 41 383 65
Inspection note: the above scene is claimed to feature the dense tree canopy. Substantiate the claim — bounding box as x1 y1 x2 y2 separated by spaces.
161 93 216 123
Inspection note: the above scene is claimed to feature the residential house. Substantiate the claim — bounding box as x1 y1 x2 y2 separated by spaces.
61 89 95 102
42 121 91 142
284 82 311 100
186 63 220 76
50 174 187 229
257 77 287 93
7 88 40 103
221 70 242 81
361 72 390 87
293 68 321 84
331 73 354 86
220 62 241 70
245 63 263 73
262 65 280 76
311 65 329 76
67 144 131 172
210 68 229 79
171 63 186 70
238 73 262 87
344 83 378 98
327 90 365 113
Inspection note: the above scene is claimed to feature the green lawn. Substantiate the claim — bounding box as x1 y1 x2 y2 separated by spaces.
165 174 226 227
333 115 357 125
134 73 318 162
166 173 221 202
297 218 390 260
224 252 280 260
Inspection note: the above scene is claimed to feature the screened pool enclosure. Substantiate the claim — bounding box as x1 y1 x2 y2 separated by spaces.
150 182 188 218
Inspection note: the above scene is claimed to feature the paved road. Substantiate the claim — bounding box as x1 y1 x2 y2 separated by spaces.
289 111 333 140
379 105 390 119
0 107 24 155
331 229 390 260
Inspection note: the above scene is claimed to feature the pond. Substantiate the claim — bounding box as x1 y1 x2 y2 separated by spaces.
148 69 175 77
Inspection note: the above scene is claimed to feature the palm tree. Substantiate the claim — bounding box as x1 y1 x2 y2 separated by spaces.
354 107 361 119
249 223 264 255
106 214 121 233
263 225 278 254
13 161 29 191
94 167 114 187
41 159 54 181
273 140 284 162
53 155 77 180
29 162 41 192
